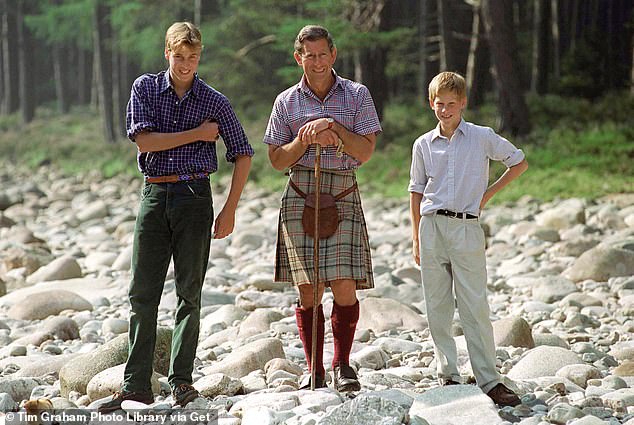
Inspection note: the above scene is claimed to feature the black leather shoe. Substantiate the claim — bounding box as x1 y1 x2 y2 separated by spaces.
172 384 200 407
442 379 461 386
333 364 361 392
97 390 153 413
299 374 326 390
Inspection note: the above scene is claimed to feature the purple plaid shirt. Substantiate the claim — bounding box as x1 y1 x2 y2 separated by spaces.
126 70 254 177
263 71 382 170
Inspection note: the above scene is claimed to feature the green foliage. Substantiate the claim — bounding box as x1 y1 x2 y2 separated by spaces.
25 0 94 48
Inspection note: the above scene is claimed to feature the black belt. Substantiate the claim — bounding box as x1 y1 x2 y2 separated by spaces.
436 209 478 220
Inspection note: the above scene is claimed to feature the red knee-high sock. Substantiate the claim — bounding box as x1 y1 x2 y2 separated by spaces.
295 304 325 377
331 300 359 368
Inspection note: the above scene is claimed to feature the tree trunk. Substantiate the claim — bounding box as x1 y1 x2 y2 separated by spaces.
481 0 531 136
194 0 202 27
361 46 387 121
436 0 447 71
466 4 479 99
17 0 34 123
111 32 121 137
93 0 116 143
0 0 5 114
531 0 550 94
418 0 428 100
53 45 69 113
465 4 488 108
631 31 634 96
550 0 560 80
78 48 89 105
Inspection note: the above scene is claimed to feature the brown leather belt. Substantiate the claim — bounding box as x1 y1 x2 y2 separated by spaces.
145 173 209 184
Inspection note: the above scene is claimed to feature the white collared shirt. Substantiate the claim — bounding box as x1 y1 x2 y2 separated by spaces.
408 119 525 216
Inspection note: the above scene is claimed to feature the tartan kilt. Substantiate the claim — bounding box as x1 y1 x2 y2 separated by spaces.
274 165 374 289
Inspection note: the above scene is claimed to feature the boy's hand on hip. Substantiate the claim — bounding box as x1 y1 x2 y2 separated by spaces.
213 208 235 239
479 189 494 210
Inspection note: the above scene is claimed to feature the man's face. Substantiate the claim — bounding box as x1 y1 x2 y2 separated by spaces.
294 38 337 83
165 44 201 87
430 89 466 129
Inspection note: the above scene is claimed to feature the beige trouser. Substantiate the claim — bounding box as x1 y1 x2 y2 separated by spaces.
419 213 500 393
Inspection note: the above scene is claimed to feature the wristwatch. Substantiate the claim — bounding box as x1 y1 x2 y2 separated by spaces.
326 117 335 129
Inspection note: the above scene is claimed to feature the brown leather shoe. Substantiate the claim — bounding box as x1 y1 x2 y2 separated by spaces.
486 383 520 407
172 383 200 407
333 364 361 392
97 390 153 413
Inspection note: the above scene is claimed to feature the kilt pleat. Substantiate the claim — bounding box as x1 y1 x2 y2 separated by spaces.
274 166 374 289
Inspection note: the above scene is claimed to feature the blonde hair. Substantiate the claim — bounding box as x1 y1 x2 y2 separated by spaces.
428 72 466 102
165 22 203 52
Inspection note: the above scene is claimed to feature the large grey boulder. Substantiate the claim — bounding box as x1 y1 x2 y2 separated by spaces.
86 364 161 401
0 377 44 403
409 385 504 425
26 255 82 284
565 244 634 282
358 298 427 333
41 316 80 341
59 327 171 397
201 337 284 379
508 346 584 380
531 276 578 303
15 353 81 378
317 395 408 425
492 316 535 348
192 373 243 398
238 308 284 339
7 290 92 320
535 199 586 230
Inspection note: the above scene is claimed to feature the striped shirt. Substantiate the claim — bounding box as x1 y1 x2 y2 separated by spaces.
263 71 382 170
408 119 525 216
126 70 254 177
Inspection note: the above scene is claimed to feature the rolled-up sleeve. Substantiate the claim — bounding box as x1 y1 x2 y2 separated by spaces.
485 127 525 167
126 77 157 142
408 138 427 193
263 97 293 146
216 96 254 163
353 86 383 137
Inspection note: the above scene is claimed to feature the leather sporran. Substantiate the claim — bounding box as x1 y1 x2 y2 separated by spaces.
302 192 340 239
289 179 357 240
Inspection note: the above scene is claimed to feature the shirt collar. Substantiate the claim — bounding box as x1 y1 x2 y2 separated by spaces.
159 70 201 97
297 69 343 100
431 118 467 142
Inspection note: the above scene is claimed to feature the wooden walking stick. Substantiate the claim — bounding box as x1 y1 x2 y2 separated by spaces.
310 144 321 391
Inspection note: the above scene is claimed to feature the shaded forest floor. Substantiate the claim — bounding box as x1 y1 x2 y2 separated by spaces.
0 93 632 203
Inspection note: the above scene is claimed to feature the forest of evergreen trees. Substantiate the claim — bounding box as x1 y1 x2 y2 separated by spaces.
1 0 632 142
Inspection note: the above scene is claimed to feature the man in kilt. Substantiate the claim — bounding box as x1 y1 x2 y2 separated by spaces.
263 25 382 391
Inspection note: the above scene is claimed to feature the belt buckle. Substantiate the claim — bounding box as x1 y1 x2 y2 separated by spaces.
448 210 458 218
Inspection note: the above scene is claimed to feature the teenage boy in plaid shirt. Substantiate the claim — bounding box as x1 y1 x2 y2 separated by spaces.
99 22 253 412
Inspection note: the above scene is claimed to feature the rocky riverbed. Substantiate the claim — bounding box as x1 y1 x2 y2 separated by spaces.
0 164 633 425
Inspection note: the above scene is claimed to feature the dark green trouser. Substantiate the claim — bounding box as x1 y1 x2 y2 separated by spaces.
123 179 213 394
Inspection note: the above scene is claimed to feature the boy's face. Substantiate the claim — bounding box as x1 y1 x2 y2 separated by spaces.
294 38 337 84
430 89 466 130
165 43 201 87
